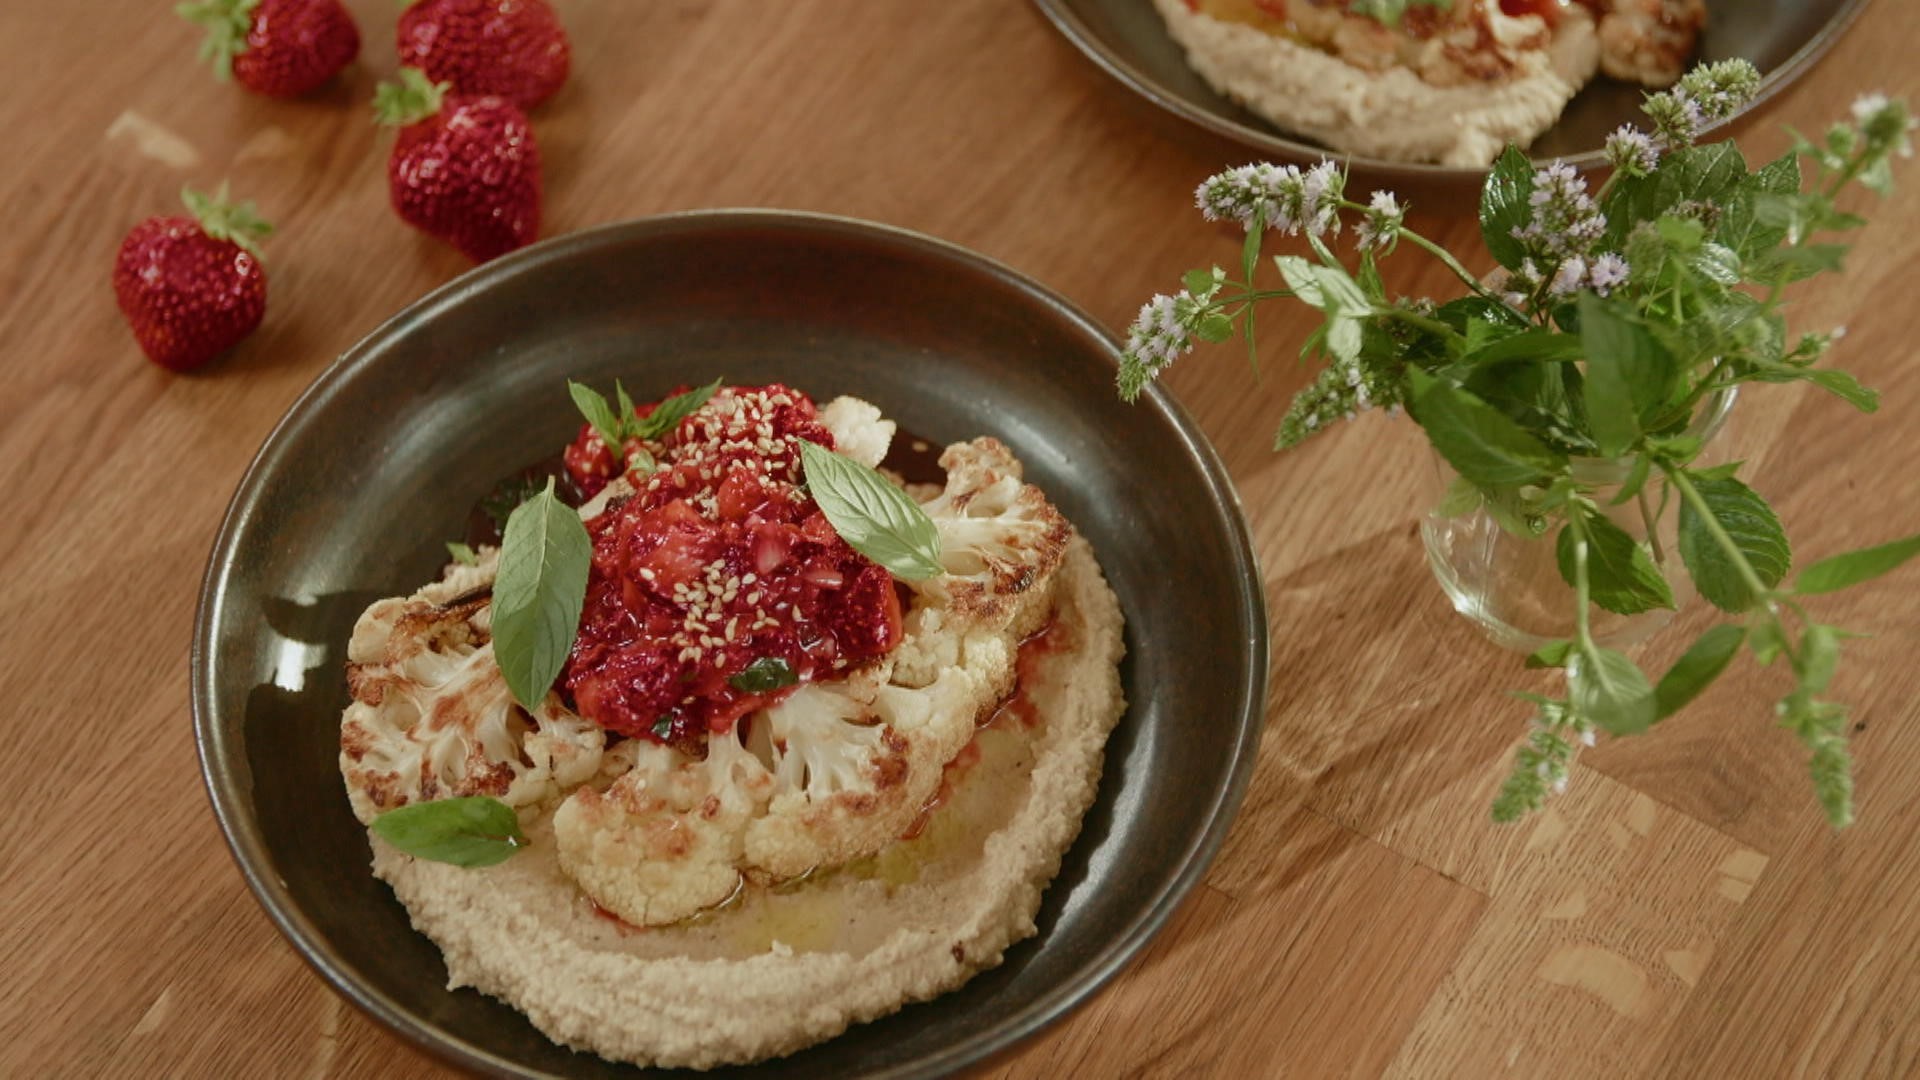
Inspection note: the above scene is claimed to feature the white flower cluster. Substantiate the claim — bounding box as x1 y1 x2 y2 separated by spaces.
1354 190 1405 253
1195 160 1344 238
1506 163 1631 304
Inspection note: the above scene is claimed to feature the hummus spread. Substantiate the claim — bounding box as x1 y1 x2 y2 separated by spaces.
372 537 1122 1069
338 386 1128 1068
1156 0 1704 166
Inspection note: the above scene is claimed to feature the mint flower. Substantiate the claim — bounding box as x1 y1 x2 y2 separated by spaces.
1118 291 1200 401
1355 190 1405 252
1514 162 1605 259
1588 253 1629 296
1852 93 1916 159
1274 347 1401 448
1643 58 1761 148
1196 161 1345 237
1604 125 1660 177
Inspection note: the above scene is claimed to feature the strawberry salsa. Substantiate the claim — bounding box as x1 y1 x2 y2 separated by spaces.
560 384 904 746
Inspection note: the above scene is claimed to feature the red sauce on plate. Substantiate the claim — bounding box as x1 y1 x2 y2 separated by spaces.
559 384 903 746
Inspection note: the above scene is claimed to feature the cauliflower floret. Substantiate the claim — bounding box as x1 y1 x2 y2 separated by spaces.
553 725 775 926
744 660 998 880
818 395 896 468
339 552 604 825
892 437 1071 686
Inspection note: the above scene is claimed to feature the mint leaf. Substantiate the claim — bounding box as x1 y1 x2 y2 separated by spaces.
1795 533 1920 594
729 656 799 694
492 477 592 709
1480 146 1533 271
1408 369 1566 488
1653 624 1746 720
446 541 478 566
1196 312 1234 344
1573 647 1656 735
1718 151 1801 261
371 796 525 868
1182 268 1218 295
1677 473 1791 612
1526 640 1574 669
798 440 944 581
568 380 626 456
1556 508 1675 616
631 378 723 441
1579 294 1675 457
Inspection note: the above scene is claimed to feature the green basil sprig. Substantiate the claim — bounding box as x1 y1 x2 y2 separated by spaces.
372 796 525 868
492 477 592 709
798 440 943 581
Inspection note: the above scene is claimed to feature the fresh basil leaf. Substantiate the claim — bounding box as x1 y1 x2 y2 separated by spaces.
729 656 799 694
1579 295 1675 458
1573 646 1656 735
615 380 637 430
568 380 626 456
1795 533 1920 595
1677 472 1791 612
798 440 944 581
1653 624 1746 720
1480 146 1533 271
1408 369 1565 488
1525 640 1573 669
371 796 525 868
492 477 592 709
631 378 723 441
1556 509 1675 616
446 541 478 566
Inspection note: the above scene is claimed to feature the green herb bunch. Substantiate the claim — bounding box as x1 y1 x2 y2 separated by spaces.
1118 61 1920 827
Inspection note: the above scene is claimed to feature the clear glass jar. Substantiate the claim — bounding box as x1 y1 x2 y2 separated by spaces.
1419 389 1736 653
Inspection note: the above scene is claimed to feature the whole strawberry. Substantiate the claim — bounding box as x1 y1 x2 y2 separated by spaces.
177 0 360 98
376 68 541 263
397 0 570 110
114 186 271 372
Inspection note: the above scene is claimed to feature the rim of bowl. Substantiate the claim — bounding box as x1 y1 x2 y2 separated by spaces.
1029 0 1873 181
191 209 1272 1078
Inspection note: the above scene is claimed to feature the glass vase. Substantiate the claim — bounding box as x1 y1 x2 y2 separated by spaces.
1419 389 1736 653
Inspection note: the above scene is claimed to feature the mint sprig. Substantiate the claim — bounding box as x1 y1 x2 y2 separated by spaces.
1117 63 1920 828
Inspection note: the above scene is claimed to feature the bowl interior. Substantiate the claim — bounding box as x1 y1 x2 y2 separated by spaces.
1036 0 1867 181
195 212 1267 1078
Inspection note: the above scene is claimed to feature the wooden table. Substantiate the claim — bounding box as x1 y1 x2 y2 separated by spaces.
6 1 1919 1075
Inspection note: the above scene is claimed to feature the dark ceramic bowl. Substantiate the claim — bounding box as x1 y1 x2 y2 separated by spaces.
193 211 1268 1078
1033 0 1869 187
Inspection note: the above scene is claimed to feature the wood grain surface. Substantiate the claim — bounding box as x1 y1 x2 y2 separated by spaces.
3 1 1918 1076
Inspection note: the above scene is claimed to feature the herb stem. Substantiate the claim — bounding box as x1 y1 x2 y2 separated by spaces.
1637 485 1666 565
1399 227 1505 302
1565 505 1596 648
1380 306 1461 341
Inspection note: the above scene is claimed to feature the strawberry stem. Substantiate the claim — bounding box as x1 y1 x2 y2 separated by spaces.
182 183 274 257
373 68 449 128
175 0 261 81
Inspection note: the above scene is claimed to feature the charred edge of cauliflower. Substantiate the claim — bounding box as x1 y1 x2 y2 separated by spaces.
914 437 1072 634
554 725 775 926
340 552 604 826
